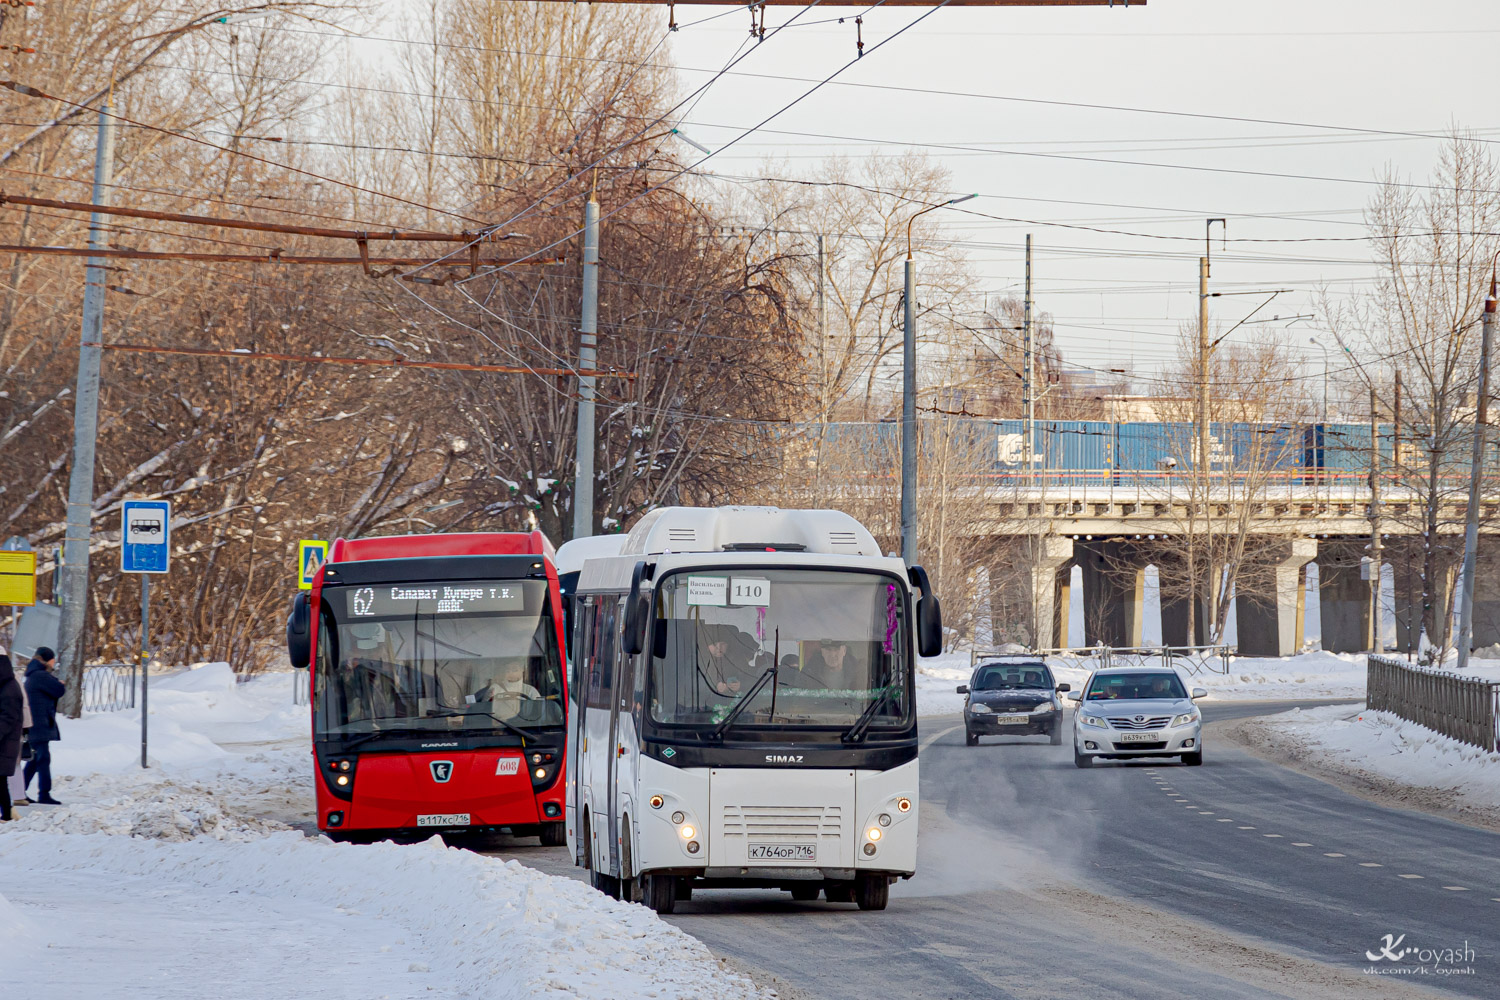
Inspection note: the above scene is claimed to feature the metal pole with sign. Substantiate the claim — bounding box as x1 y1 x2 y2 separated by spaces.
121 500 169 768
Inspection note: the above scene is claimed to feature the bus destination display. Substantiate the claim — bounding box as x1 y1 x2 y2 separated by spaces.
346 582 526 617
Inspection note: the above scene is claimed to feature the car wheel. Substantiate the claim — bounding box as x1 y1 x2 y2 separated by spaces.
1049 722 1063 746
1073 747 1093 768
965 730 979 747
1182 750 1203 766
854 874 889 911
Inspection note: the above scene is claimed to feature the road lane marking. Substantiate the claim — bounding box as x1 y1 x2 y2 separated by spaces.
1359 863 1383 868
1238 826 1256 830
1264 834 1283 838
1324 853 1346 857
1198 811 1215 815
1216 818 1234 823
1398 874 1423 879
1291 843 1312 847
1443 886 1469 891
919 724 962 753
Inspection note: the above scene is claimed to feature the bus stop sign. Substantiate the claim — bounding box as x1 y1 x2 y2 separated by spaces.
121 500 171 574
298 539 328 590
0 549 36 605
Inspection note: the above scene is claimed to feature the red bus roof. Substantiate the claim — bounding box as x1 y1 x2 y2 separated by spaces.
328 531 556 564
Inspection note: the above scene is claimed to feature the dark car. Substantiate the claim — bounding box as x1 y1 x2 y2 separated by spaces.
957 660 1070 746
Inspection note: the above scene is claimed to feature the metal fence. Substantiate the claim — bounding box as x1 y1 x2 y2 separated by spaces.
969 645 1233 676
1366 654 1500 752
81 662 138 713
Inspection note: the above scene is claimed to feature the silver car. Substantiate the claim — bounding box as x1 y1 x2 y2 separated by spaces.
1067 667 1207 767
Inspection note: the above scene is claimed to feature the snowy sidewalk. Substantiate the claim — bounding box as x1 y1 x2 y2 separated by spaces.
0 664 765 1000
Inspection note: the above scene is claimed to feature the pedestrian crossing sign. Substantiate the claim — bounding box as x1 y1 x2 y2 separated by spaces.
297 540 328 590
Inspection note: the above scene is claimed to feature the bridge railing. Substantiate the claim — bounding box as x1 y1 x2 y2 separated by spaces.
1366 654 1500 752
968 645 1233 676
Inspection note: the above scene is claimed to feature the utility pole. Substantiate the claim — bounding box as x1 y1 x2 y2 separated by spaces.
1456 277 1496 669
901 251 918 566
1195 219 1226 644
1368 385 1382 653
814 234 828 501
56 101 115 718
1023 234 1034 489
571 190 600 541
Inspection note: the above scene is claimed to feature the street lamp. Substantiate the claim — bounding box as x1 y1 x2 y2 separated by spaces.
900 193 976 566
1308 335 1330 422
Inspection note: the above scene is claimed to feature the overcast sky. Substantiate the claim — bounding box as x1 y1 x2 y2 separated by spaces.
658 0 1497 392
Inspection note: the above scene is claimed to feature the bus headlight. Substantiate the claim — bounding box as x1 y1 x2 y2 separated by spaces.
671 811 685 825
897 797 911 813
650 795 664 810
679 824 696 840
878 813 891 827
686 840 701 854
863 843 877 856
867 827 882 842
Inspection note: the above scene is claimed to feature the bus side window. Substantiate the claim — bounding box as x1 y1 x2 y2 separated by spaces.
591 600 617 711
572 596 593 707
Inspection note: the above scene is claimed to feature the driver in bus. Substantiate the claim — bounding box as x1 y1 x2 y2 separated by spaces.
812 637 863 692
478 659 542 701
697 624 754 696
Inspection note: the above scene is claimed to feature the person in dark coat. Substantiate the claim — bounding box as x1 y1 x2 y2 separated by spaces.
22 645 63 805
0 652 24 821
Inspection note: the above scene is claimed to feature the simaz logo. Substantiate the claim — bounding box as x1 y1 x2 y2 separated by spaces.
430 760 454 783
764 754 804 764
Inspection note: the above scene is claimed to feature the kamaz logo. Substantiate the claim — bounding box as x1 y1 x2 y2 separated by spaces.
764 754 804 763
430 760 454 783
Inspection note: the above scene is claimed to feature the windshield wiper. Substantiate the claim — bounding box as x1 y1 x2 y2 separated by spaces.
710 665 777 740
338 726 433 752
842 684 899 744
426 709 533 745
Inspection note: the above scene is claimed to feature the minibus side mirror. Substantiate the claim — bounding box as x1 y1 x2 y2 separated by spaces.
286 592 311 669
906 565 944 657
622 561 650 657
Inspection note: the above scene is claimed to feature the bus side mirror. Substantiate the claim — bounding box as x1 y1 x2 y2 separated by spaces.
286 592 311 669
907 565 944 657
622 561 650 657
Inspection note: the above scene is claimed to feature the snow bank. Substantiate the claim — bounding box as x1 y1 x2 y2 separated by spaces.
0 830 761 1000
917 649 1371 716
1239 703 1500 827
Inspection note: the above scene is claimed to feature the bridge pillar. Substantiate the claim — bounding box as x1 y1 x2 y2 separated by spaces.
1077 540 1145 648
991 536 1073 649
1473 541 1500 651
1236 538 1317 657
1388 536 1459 653
1160 592 1210 647
1317 539 1372 653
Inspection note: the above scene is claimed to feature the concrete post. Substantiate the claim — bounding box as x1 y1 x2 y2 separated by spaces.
1317 539 1374 654
1077 540 1146 648
1236 538 1318 657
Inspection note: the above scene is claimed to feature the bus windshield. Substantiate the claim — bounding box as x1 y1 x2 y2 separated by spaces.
648 569 910 731
315 579 563 738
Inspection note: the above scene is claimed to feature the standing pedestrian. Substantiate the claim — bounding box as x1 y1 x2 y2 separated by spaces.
2 644 29 807
0 647 23 821
23 645 64 806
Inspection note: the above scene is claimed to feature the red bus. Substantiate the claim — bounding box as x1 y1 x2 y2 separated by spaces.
285 532 568 844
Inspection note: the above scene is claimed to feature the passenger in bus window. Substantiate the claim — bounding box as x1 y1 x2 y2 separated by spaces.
697 624 753 695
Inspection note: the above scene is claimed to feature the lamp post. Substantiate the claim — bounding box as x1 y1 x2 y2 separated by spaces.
1309 335 1330 422
900 194 976 566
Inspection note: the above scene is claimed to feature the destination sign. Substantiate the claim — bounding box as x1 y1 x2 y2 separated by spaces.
344 581 527 618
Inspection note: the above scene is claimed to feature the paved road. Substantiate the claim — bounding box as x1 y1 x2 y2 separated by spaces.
658 700 1496 999
486 700 1492 998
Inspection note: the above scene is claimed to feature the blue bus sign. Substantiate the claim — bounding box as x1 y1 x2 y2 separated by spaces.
121 500 170 574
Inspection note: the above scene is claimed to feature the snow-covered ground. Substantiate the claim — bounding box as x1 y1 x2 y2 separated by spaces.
0 664 764 1000
917 649 1381 716
1230 703 1500 829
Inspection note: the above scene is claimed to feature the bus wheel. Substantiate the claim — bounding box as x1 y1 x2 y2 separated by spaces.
675 879 693 901
854 874 889 911
642 873 677 914
539 822 566 847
